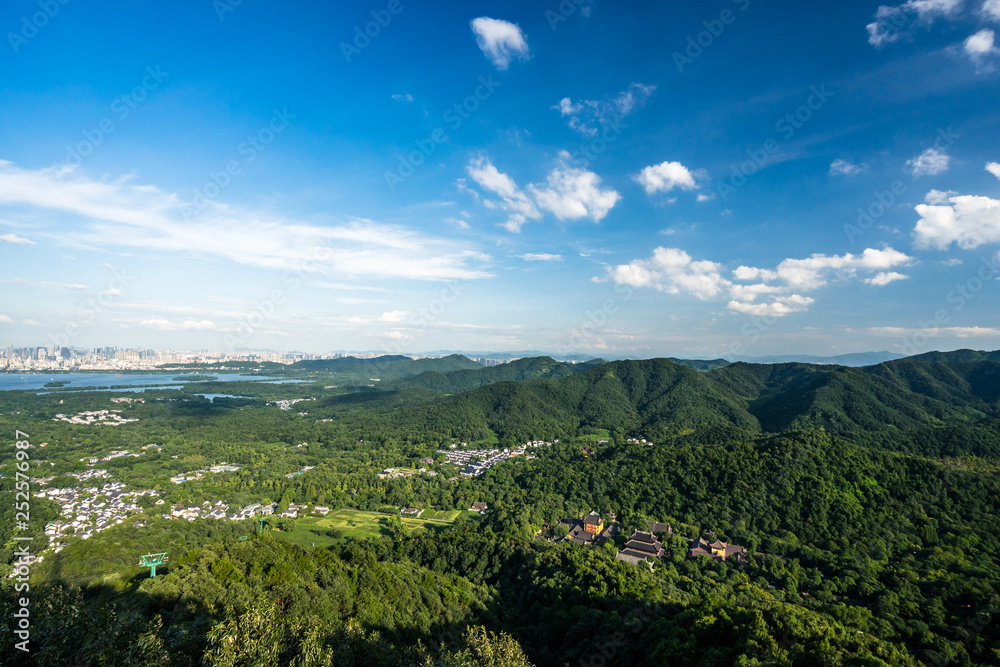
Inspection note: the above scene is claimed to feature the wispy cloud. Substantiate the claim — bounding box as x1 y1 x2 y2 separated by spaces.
553 83 655 137
0 161 493 282
829 159 869 176
466 154 619 232
0 232 35 245
867 0 964 47
519 253 563 262
905 148 950 177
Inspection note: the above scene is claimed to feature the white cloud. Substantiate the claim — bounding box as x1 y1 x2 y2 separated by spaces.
0 161 491 281
379 310 409 323
906 148 950 177
984 0 1000 20
0 232 34 245
942 258 964 265
727 295 815 317
987 162 1000 179
23 319 41 326
867 0 964 47
519 253 563 261
470 17 529 70
466 154 619 232
554 83 655 137
141 319 176 331
830 159 869 176
608 246 913 317
865 271 911 285
445 216 470 230
0 314 13 323
391 94 413 102
773 248 914 291
64 283 87 290
634 161 699 195
914 191 1000 249
528 162 620 222
965 28 998 64
466 157 541 233
696 193 714 202
181 319 215 330
608 247 730 300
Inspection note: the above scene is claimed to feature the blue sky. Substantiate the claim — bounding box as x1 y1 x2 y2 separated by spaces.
1 0 999 358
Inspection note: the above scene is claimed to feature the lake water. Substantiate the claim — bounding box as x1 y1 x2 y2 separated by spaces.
0 372 283 392
195 394 253 401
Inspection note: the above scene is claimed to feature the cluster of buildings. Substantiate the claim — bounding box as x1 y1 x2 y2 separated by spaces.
36 481 161 550
438 442 545 478
54 409 138 426
80 449 143 465
169 463 242 484
553 511 749 569
268 398 313 410
167 500 316 522
688 535 748 565
559 511 619 546
378 467 436 480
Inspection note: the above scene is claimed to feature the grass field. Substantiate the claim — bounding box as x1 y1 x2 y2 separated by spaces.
273 509 466 550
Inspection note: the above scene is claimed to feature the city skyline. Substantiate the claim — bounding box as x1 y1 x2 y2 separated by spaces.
1 1 999 357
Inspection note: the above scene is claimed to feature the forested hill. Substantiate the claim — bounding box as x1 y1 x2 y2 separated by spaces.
385 356 607 394
383 356 730 395
291 354 483 379
390 352 1000 446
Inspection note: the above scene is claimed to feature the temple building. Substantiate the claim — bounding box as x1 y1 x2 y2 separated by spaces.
616 530 666 566
688 535 748 565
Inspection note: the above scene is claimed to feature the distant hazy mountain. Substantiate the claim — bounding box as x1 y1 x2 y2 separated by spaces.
731 351 906 367
291 354 482 379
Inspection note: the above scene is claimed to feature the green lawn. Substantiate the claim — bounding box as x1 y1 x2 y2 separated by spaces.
274 509 456 549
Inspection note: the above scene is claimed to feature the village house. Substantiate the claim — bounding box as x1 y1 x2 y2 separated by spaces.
400 507 424 517
469 502 488 513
